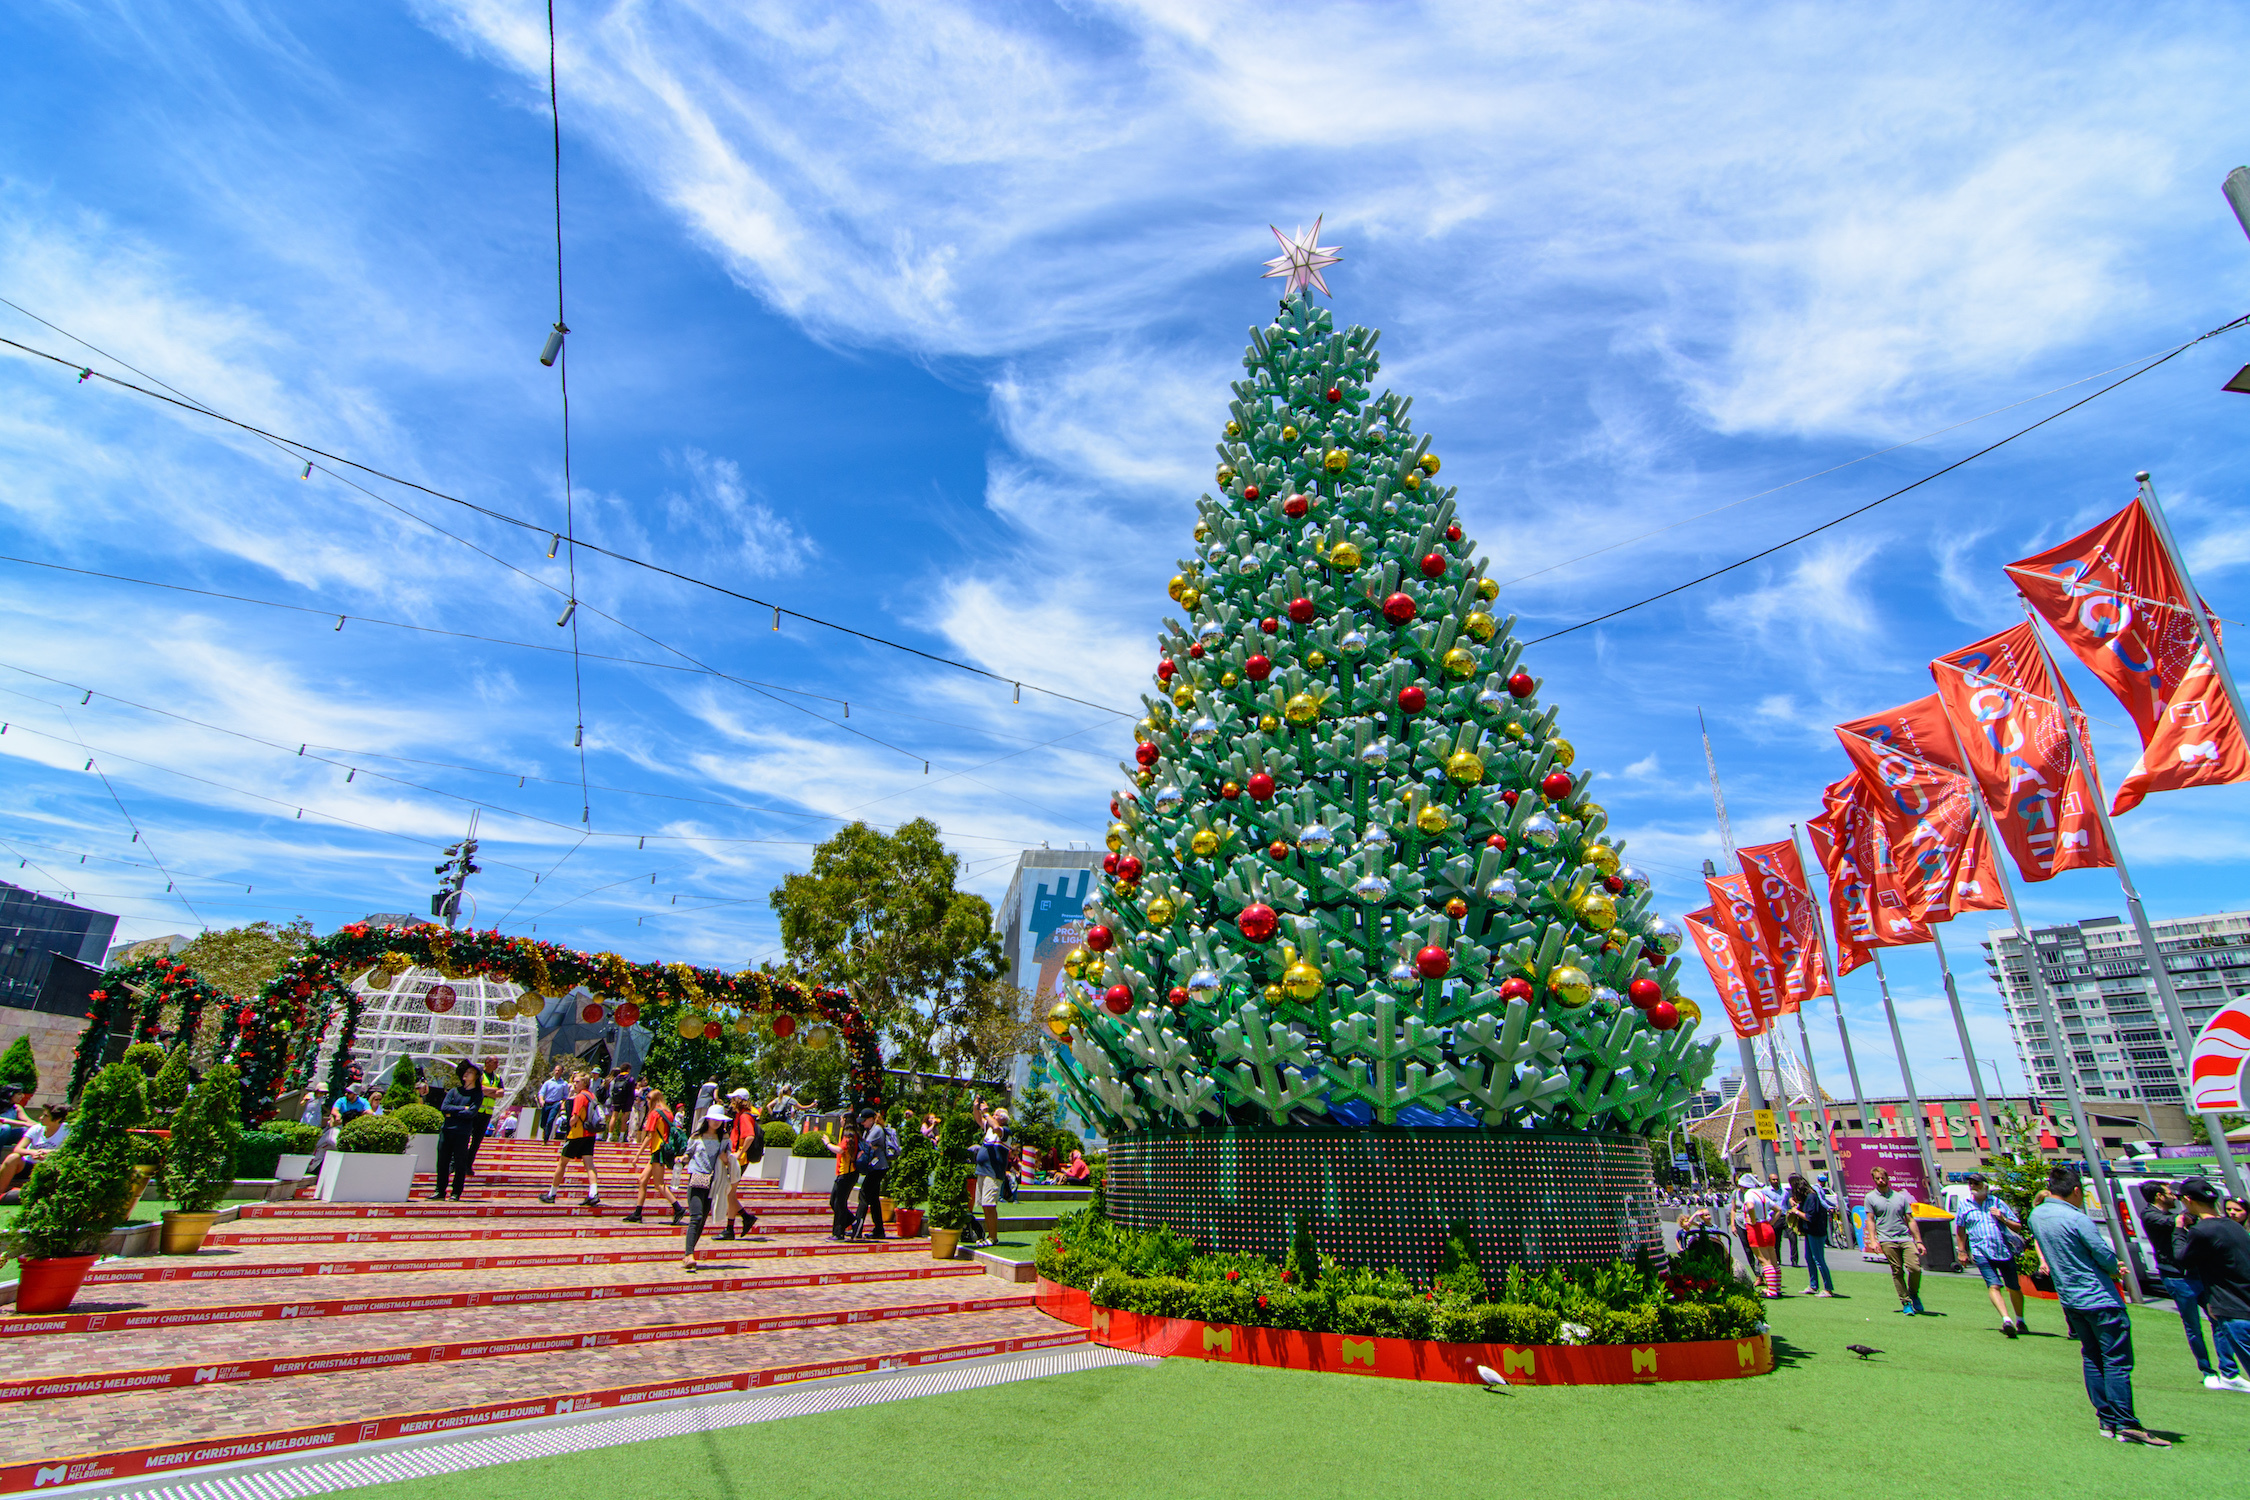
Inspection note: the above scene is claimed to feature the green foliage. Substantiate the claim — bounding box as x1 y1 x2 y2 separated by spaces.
1434 1218 1486 1304
263 1120 321 1153
2 1062 146 1261
929 1159 973 1231
768 819 1010 1078
1088 1157 1107 1218
389 1102 444 1136
2189 1112 2248 1145
0 1036 38 1094
790 1130 833 1158
381 1057 420 1111
121 1042 166 1078
888 1133 936 1211
162 1061 244 1214
1016 1084 1057 1130
761 1119 799 1147
234 1130 287 1180
74 1062 149 1149
1287 1215 1322 1289
1983 1106 2050 1230
148 1045 194 1116
337 1114 409 1155
175 919 314 1003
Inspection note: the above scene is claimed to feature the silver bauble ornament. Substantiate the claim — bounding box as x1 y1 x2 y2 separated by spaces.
1340 628 1370 656
1187 716 1220 746
1359 823 1394 851
1646 914 1684 955
1484 874 1520 904
1351 872 1393 903
1152 784 1186 813
1619 863 1650 892
1236 554 1262 576
1358 738 1392 769
1186 966 1222 995
1522 813 1560 849
1475 687 1507 713
1297 823 1336 856
1387 959 1419 986
1196 619 1224 643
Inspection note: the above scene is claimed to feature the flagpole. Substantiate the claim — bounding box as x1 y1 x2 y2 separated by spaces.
1791 824 1873 1133
2017 600 2249 1201
1769 1030 1809 1179
2134 472 2250 742
1927 924 1996 1157
1934 705 2141 1302
1868 951 1946 1196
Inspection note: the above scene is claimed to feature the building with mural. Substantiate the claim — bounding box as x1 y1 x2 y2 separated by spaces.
996 848 1103 1114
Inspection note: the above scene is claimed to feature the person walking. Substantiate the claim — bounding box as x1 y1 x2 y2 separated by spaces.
1863 1166 1926 1316
622 1087 682 1226
431 1062 484 1201
1953 1172 2028 1336
828 1122 862 1240
856 1107 899 1242
536 1064 569 1141
1736 1172 1781 1297
678 1106 734 1273
2140 1181 2225 1384
1790 1177 1836 1297
1772 1173 1801 1269
2176 1176 2250 1393
539 1071 601 1209
721 1092 761 1240
971 1108 1013 1246
2030 1164 2167 1445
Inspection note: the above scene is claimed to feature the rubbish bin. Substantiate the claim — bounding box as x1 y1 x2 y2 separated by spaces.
1916 1214 1959 1273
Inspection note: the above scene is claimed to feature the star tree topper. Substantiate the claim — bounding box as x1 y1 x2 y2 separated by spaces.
1262 216 1342 296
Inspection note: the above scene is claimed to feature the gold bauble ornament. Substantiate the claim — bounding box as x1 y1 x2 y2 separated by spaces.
1281 425 1299 442
1283 692 1320 725
1172 684 1197 709
1220 671 1238 688
1463 611 1496 642
1328 540 1362 571
1220 781 1241 799
1548 965 1594 1007
1576 889 1617 932
1179 587 1202 611
1441 647 1477 679
1323 448 1349 473
1263 984 1284 1004
1676 998 1703 1026
1445 750 1485 786
803 1024 833 1050
1194 521 1210 543
1216 466 1236 486
1258 713 1279 733
1106 822 1128 851
1046 1000 1079 1038
1416 804 1450 835
1224 421 1240 438
1064 945 1091 980
1305 650 1327 669
1477 577 1500 601
676 1013 704 1040
1167 574 1187 602
1135 719 1155 743
1506 721 1528 739
1401 469 1423 490
1282 960 1324 1000
1189 828 1220 857
736 1016 755 1035
1145 896 1176 925
1584 843 1620 876
1419 453 1442 475
1551 737 1576 768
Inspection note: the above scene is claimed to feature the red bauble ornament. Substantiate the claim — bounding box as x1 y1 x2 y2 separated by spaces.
1110 797 1122 818
772 1013 797 1039
1085 925 1115 953
1267 839 1290 860
1444 897 1468 920
1628 978 1664 1009
582 1002 606 1024
1497 977 1534 1002
1246 772 1276 802
236 1008 255 1026
616 1003 640 1027
1325 385 1342 403
1157 659 1176 681
703 1021 724 1040
1604 875 1625 894
1166 986 1190 1009
425 985 457 1014
1282 493 1309 518
1381 592 1417 624
1398 685 1427 714
1287 597 1316 624
1245 654 1273 681
1646 1001 1681 1031
1507 671 1536 699
1187 642 1205 659
1500 788 1520 807
1415 945 1452 979
1103 853 1120 875
1102 984 1134 1015
1243 484 1260 501
1260 616 1279 634
1134 743 1158 768
1236 903 1280 943
1419 553 1446 579
1541 771 1574 800
1446 524 1463 542
1485 832 1509 851
1118 855 1144 882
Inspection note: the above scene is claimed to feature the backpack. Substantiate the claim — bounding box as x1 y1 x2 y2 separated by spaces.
655 1109 688 1168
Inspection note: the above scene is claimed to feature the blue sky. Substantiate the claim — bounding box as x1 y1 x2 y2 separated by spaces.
4 1 2249 1099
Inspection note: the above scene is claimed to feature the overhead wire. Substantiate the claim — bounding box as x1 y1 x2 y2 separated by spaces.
545 0 593 828
55 706 205 929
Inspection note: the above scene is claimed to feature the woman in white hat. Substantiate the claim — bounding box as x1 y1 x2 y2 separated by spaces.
679 1106 738 1273
1736 1170 1782 1297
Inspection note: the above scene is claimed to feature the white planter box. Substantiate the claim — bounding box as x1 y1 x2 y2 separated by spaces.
275 1153 313 1181
404 1133 440 1179
746 1154 786 1182
315 1151 415 1203
782 1155 836 1194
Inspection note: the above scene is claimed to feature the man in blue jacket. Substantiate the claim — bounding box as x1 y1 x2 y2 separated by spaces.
2029 1165 2168 1446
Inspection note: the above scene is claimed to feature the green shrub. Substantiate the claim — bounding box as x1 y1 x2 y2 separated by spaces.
1434 1218 1486 1304
148 1046 194 1116
790 1130 834 1158
389 1103 444 1136
2 1062 146 1261
888 1134 935 1210
1286 1215 1321 1289
1657 1300 1726 1342
0 1036 39 1095
1584 1303 1663 1345
381 1056 419 1111
761 1119 798 1148
162 1061 243 1214
1718 1295 1766 1338
264 1120 321 1152
75 1061 149 1150
121 1042 166 1078
337 1114 409 1155
233 1129 288 1180
928 1160 973 1231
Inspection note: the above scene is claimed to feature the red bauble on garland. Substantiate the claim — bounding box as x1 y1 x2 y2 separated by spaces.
1540 771 1574 800
425 984 457 1014
1628 978 1663 1008
1500 789 1520 807
1397 685 1426 714
1287 597 1316 624
1485 833 1508 850
1604 875 1625 894
581 1002 606 1024
1381 592 1416 624
1103 853 1120 875
1236 904 1279 943
1282 494 1309 518
1446 524 1463 542
616 1003 640 1027
1646 1001 1680 1031
1084 925 1114 953
1419 553 1446 579
772 1014 797 1039
1414 945 1452 979
703 1021 723 1040
1187 642 1205 659
1507 671 1535 699
1157 659 1175 681
1102 984 1134 1015
1117 855 1143 882
1246 772 1275 802
1244 654 1273 681
1325 385 1342 402
1134 742 1158 767
1497 977 1534 1002
1267 839 1289 860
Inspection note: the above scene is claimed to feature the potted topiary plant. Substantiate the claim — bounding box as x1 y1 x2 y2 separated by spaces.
265 1119 322 1180
925 1113 976 1260
158 1062 242 1253
3 1062 146 1312
889 1132 934 1238
147 1045 193 1123
782 1126 838 1194
315 1113 413 1202
389 1101 444 1181
381 1056 420 1111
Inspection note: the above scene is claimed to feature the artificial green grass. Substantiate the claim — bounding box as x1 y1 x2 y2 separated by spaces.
319 1266 2248 1499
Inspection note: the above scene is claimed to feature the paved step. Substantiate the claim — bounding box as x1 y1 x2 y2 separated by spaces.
79 1232 936 1285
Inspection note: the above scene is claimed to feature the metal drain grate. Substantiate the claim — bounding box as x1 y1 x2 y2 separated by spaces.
48 1345 1155 1500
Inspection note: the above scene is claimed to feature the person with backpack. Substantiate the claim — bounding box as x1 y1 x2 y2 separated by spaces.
856 1108 900 1241
720 1096 761 1240
539 1071 602 1209
679 1106 736 1272
622 1087 682 1225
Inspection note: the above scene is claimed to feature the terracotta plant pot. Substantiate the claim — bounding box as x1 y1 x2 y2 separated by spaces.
159 1209 223 1255
928 1227 961 1260
880 1196 898 1224
15 1255 96 1315
896 1207 924 1237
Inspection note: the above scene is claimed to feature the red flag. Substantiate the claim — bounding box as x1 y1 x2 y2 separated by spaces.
1704 873 1785 1019
1735 839 1832 1008
2010 499 2250 810
1929 623 2113 881
1833 704 1981 922
1684 905 1764 1038
1946 812 2007 918
1806 773 1933 956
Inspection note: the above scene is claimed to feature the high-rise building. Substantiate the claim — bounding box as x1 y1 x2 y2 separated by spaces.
0 881 119 1014
1983 910 2250 1104
996 847 1103 1099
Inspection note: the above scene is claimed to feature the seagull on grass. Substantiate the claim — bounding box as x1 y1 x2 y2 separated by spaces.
1476 1365 1508 1388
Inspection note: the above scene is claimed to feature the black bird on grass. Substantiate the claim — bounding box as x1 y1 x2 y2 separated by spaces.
1846 1344 1881 1360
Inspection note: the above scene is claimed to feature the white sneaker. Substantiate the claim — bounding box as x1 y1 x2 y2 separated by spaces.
2205 1374 2231 1390
2225 1376 2250 1394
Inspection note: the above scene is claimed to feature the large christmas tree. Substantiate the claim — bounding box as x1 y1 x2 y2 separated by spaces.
1045 237 1716 1150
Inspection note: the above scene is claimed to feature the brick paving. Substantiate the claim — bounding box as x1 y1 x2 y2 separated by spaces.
0 1142 1037 1478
